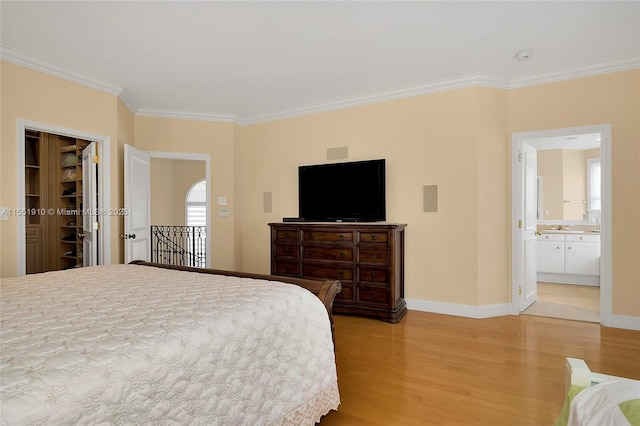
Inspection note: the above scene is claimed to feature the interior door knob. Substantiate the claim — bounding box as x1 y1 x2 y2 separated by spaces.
120 234 136 239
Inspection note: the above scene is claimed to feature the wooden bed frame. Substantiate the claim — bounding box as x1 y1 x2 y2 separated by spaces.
130 260 342 335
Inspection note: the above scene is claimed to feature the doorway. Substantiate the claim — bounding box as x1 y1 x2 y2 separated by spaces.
17 119 112 276
511 124 612 325
122 146 211 268
149 158 207 267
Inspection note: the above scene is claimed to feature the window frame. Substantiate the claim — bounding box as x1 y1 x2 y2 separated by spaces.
185 179 207 227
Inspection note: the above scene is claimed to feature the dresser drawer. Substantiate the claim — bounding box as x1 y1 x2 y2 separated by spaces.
275 229 298 240
302 264 353 281
303 246 353 261
358 267 389 283
275 244 298 258
358 286 390 305
302 230 353 243
358 231 389 244
336 284 354 302
358 247 389 264
273 260 299 276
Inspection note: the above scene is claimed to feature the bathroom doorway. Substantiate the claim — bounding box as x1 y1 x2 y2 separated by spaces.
512 124 612 325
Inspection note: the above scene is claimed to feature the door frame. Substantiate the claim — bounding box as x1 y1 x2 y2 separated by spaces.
145 150 211 268
511 124 612 326
16 119 112 275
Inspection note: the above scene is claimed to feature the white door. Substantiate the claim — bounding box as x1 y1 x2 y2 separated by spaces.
521 143 538 310
124 144 151 263
82 143 99 266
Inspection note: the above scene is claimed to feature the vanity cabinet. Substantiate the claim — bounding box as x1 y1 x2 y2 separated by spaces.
537 233 600 285
537 234 564 274
564 235 600 276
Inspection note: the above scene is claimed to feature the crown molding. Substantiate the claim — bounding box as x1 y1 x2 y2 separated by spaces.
508 55 640 89
118 88 139 115
137 107 236 123
1 45 124 96
2 45 638 125
237 73 510 125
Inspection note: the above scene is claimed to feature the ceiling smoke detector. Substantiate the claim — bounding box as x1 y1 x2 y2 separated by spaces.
514 49 533 61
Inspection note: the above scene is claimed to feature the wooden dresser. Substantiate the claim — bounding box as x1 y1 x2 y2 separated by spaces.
269 223 407 323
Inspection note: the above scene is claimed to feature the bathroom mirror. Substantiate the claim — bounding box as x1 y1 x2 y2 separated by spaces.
536 148 601 222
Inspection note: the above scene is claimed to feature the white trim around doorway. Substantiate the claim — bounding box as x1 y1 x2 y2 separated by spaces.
146 151 212 269
511 124 616 327
16 119 112 276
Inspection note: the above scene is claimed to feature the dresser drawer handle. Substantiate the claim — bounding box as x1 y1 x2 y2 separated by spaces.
579 236 583 240
340 252 344 258
371 235 377 240
284 232 290 238
339 271 344 278
371 293 377 299
308 233 313 239
308 268 314 274
309 250 313 256
370 253 377 259
556 246 561 250
340 234 344 240
284 248 291 254
545 236 550 239
371 273 376 278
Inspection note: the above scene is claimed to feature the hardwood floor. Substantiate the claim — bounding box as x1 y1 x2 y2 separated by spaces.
522 282 600 322
320 310 640 426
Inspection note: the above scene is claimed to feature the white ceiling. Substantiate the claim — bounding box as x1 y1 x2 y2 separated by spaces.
1 1 639 124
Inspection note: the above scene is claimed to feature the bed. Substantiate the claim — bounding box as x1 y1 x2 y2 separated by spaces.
0 261 341 425
555 357 640 426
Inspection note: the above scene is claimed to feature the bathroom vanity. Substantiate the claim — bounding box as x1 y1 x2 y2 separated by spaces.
537 230 600 286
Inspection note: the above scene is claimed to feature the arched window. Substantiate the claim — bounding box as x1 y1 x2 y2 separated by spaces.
186 179 207 227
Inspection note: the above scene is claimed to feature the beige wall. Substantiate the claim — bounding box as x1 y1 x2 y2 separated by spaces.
537 150 565 220
537 149 588 221
1 59 637 319
562 149 587 220
150 158 176 225
150 158 206 226
173 160 206 225
509 69 640 317
134 116 236 270
0 61 123 276
238 87 510 306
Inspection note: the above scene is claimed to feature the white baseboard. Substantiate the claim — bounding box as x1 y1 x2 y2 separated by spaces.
407 298 640 331
601 314 640 331
538 272 600 286
406 299 512 319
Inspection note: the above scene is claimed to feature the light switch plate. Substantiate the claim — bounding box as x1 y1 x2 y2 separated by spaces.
218 196 227 206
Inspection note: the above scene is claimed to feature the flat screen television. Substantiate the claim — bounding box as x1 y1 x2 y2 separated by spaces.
297 159 385 222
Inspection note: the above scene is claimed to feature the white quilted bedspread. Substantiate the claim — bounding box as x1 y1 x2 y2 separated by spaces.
0 264 339 425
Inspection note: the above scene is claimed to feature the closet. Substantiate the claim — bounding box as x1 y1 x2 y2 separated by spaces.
25 130 92 274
